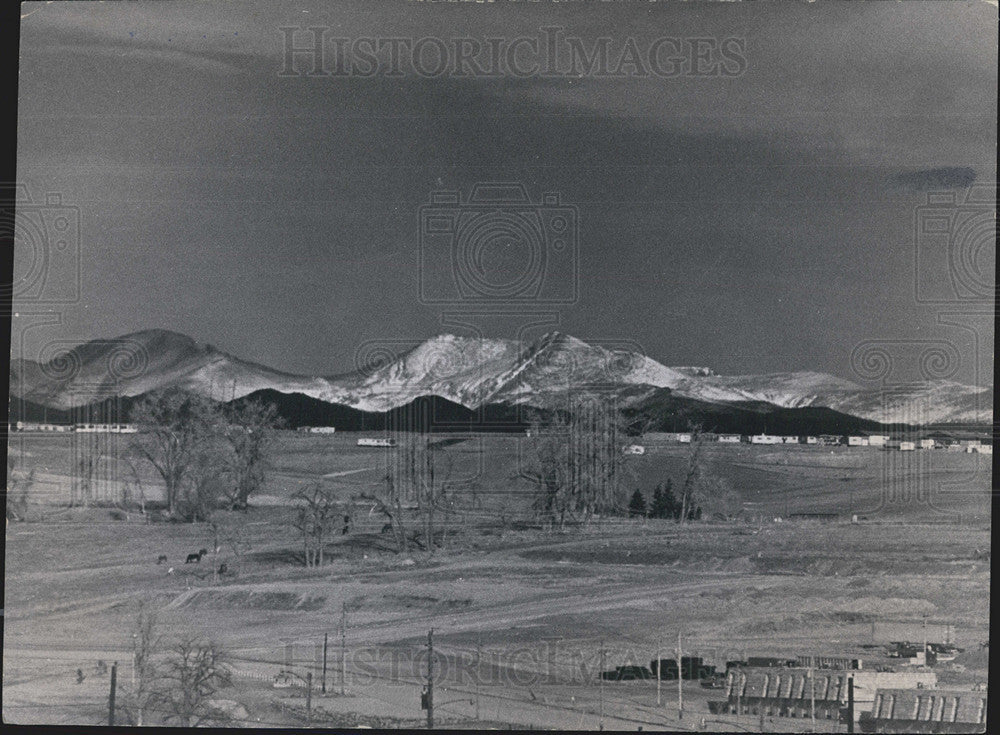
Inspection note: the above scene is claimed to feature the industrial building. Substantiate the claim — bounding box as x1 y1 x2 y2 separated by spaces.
859 688 987 733
720 667 937 724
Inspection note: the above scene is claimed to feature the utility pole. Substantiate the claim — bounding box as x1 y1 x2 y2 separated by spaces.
809 666 816 732
108 661 117 726
676 632 683 720
922 614 928 663
847 675 855 734
475 631 481 722
426 628 434 729
340 602 347 695
322 632 328 694
306 671 312 724
735 668 741 722
598 640 605 729
656 647 661 706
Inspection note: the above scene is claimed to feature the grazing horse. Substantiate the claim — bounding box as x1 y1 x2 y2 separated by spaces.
156 554 168 564
218 563 228 575
381 522 393 534
198 548 209 557
185 551 203 564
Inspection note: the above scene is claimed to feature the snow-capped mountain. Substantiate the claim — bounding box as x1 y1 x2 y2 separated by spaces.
9 330 329 410
8 329 992 425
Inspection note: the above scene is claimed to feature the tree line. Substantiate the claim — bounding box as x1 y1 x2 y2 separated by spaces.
128 387 282 521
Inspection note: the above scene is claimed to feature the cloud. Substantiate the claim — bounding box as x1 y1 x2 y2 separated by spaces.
887 167 977 193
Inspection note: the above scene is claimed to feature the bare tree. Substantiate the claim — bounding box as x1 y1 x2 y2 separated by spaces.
356 470 409 553
677 424 704 524
292 482 341 567
179 445 228 522
123 599 162 726
130 388 222 518
151 636 231 727
6 454 34 522
674 424 737 522
221 399 282 510
523 397 631 530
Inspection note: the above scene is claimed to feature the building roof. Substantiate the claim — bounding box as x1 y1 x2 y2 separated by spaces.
869 689 986 725
728 668 850 702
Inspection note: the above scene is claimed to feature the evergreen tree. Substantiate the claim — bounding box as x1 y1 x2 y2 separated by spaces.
650 483 666 519
651 481 676 519
663 479 680 520
628 489 647 518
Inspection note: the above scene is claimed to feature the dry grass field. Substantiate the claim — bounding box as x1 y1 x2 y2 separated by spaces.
3 432 991 729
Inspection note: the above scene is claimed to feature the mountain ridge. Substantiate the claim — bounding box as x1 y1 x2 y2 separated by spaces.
8 328 992 425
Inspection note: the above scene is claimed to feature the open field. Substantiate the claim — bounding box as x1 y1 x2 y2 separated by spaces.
3 433 991 728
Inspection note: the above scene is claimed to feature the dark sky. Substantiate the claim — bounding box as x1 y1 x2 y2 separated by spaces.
14 0 997 385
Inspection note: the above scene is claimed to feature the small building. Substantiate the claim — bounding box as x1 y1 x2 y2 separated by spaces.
848 436 870 447
297 426 336 434
623 444 645 455
919 439 936 449
804 436 819 445
867 435 889 447
357 437 397 448
959 439 981 448
781 436 799 444
860 688 987 733
14 421 73 432
899 441 916 451
794 655 863 670
973 444 992 455
818 434 844 446
750 434 783 445
75 423 137 433
718 434 742 443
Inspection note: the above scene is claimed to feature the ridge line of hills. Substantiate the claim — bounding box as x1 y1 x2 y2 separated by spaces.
8 328 993 428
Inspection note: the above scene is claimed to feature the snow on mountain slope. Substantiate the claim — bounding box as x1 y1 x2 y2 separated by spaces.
313 335 526 412
9 330 992 424
10 329 329 409
484 332 688 406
